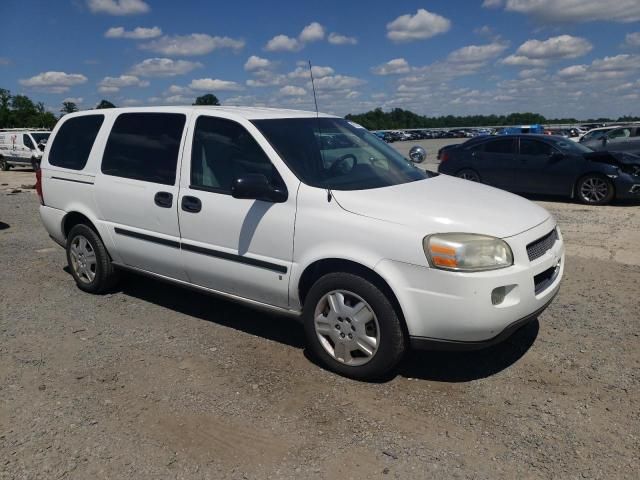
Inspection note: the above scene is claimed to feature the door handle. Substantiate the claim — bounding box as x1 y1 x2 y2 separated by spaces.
154 191 173 208
181 195 202 213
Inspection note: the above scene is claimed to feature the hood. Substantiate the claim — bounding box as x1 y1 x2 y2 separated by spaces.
586 150 640 166
331 175 550 239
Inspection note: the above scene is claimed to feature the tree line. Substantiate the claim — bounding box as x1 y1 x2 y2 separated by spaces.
0 89 221 129
345 108 640 130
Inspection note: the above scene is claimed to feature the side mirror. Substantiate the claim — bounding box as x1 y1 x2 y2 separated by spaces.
231 174 287 203
409 145 426 163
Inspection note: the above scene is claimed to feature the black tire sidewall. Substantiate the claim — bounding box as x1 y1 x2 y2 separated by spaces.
457 168 481 182
66 224 115 294
577 175 614 205
302 272 406 380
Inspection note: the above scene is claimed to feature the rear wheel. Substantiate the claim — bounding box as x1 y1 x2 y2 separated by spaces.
303 272 406 380
576 174 614 205
0 157 9 171
31 158 40 171
456 168 481 182
66 224 119 294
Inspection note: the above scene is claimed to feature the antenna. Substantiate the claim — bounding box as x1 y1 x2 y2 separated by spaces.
308 60 319 118
308 60 332 202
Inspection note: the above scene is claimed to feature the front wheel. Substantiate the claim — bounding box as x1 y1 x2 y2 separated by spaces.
66 224 119 294
576 175 614 205
303 272 406 380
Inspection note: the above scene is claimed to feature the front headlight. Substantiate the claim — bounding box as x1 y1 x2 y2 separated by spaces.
424 233 513 272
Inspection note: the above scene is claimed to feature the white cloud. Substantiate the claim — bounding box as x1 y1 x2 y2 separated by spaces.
63 97 84 105
386 8 451 43
244 55 272 71
328 32 357 45
515 35 592 59
501 55 548 67
87 0 150 15
503 0 640 23
189 78 243 91
312 75 366 91
165 84 192 95
105 26 161 39
130 58 202 77
19 71 88 93
556 54 640 81
288 65 335 79
162 94 193 104
121 98 142 106
372 58 411 75
623 32 640 48
140 34 244 56
518 68 546 78
279 85 306 96
447 42 509 62
264 34 301 52
246 73 287 87
98 74 149 93
482 0 504 7
299 22 325 43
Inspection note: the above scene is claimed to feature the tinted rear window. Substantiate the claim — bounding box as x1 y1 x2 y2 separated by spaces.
101 113 186 185
48 115 104 170
484 139 514 154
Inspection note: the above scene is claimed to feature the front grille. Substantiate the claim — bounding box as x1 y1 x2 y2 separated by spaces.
527 228 558 262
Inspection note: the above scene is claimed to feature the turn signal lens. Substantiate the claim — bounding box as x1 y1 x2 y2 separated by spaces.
424 233 513 272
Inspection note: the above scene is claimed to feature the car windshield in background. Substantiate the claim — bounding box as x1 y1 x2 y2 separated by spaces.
31 133 50 144
252 118 430 190
554 139 593 154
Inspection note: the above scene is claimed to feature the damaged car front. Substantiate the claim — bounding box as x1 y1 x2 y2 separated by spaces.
586 151 640 199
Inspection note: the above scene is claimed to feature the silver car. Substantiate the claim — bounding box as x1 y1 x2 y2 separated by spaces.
582 125 640 154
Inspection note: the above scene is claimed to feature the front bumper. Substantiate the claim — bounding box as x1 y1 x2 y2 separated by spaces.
375 217 564 344
612 172 640 200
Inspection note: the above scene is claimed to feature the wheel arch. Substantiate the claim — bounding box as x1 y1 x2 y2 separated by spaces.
297 258 408 336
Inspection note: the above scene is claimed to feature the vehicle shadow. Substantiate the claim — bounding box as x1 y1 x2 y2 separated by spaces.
0 222 9 230
395 319 539 383
96 270 539 383
117 272 306 349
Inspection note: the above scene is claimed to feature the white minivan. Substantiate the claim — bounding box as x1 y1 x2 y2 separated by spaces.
38 107 564 379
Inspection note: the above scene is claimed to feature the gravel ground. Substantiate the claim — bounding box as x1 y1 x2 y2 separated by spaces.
1 155 639 479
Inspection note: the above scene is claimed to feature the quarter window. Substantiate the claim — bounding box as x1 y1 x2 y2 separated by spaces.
484 139 514 154
101 113 186 185
48 115 104 170
191 116 282 193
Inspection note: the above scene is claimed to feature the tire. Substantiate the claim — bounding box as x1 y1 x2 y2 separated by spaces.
576 174 614 205
0 157 9 171
456 168 481 182
302 272 406 380
31 158 40 171
66 224 119 294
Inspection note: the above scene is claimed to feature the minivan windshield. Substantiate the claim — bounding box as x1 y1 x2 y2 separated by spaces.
252 118 430 190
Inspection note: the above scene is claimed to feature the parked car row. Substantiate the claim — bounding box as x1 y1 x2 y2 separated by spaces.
374 128 493 143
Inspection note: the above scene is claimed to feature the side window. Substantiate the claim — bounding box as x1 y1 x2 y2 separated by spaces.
608 128 631 139
102 113 186 185
520 139 552 156
49 115 104 170
484 139 514 154
191 116 282 193
23 134 35 150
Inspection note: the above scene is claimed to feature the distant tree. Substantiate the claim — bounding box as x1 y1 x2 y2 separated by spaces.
193 94 220 106
61 101 79 115
96 99 116 109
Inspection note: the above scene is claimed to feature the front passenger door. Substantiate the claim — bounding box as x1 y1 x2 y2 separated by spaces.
178 115 297 308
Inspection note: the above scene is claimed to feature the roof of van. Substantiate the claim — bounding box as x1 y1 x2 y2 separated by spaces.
64 106 339 120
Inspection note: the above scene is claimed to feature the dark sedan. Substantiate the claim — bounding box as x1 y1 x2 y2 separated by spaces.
437 134 640 205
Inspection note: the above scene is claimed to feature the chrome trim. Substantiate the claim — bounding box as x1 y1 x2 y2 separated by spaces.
112 262 302 318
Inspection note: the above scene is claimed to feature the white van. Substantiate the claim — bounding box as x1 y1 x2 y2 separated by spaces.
0 128 51 170
37 107 564 379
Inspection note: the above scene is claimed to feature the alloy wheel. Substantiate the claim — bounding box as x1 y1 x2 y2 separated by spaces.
580 177 609 204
